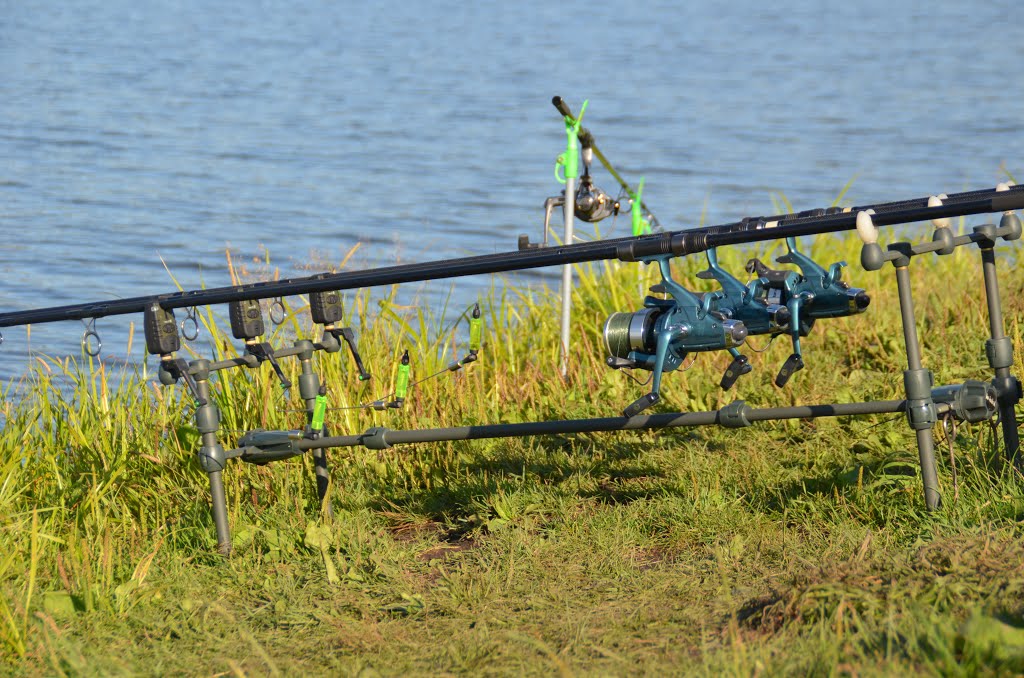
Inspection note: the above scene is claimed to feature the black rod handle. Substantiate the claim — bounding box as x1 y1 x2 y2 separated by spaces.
551 96 573 119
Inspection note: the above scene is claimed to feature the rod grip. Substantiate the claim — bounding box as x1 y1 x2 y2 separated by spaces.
551 96 573 119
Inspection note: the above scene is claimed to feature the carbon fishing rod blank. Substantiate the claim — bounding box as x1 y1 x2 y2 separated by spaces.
0 184 1021 329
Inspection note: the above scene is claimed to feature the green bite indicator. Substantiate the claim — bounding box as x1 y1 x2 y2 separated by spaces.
311 391 327 433
395 350 410 403
554 100 588 184
469 303 483 355
631 177 652 236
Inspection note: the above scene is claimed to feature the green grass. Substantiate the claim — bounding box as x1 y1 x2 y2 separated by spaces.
1 215 1023 676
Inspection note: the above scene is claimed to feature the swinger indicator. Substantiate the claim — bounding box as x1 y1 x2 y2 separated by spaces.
310 387 327 435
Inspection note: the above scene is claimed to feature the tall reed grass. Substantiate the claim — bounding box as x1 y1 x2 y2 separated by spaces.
1 215 1022 673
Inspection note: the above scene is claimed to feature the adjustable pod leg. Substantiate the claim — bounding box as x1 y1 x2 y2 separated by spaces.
207 471 230 555
192 361 232 555
978 243 1021 466
559 174 575 379
311 448 332 518
296 343 333 518
893 266 941 510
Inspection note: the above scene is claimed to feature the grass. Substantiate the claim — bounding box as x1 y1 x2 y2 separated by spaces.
1 209 1023 676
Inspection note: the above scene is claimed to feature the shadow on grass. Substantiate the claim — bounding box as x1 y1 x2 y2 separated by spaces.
742 452 921 515
353 432 691 532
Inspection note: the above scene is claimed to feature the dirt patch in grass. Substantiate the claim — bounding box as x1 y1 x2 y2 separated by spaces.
735 592 787 635
417 538 478 564
733 531 1024 640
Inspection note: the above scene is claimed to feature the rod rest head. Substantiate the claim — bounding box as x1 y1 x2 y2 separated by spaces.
1000 212 1022 241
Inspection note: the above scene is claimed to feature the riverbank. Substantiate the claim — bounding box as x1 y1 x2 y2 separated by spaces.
2 230 1023 675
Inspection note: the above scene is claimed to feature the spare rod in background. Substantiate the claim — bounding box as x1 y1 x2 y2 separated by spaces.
0 185 1021 328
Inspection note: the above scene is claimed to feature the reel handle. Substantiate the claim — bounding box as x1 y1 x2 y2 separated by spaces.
720 353 752 390
623 393 660 418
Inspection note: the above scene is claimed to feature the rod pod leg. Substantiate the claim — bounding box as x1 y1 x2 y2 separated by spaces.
192 360 232 555
312 448 333 519
893 265 941 510
296 341 333 518
207 471 231 556
976 237 1021 467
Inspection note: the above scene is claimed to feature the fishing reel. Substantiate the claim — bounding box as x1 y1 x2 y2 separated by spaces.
573 129 618 223
575 172 618 223
745 237 871 386
604 255 748 417
520 129 621 251
696 248 792 389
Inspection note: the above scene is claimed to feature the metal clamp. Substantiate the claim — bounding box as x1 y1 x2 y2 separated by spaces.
360 426 392 450
719 400 752 428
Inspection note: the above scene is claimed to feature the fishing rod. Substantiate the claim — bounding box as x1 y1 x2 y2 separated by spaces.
1 183 1021 329
526 96 657 377
2 89 1019 553
523 96 659 251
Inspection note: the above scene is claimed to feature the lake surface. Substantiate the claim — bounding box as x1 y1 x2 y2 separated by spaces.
1 0 1021 381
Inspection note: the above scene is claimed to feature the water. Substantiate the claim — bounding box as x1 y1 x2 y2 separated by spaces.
1 0 1021 381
